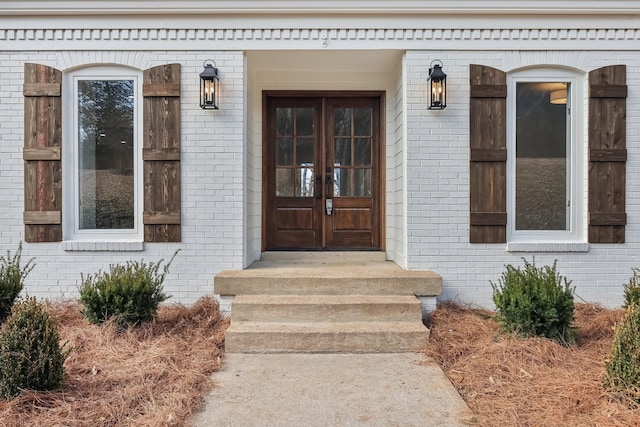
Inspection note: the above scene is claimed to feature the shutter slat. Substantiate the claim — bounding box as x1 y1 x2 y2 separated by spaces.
23 63 62 242
589 212 626 226
588 65 627 243
590 85 627 98
470 148 507 162
142 83 180 97
470 84 507 98
469 64 507 243
143 211 181 225
143 64 181 242
143 147 180 161
24 211 61 225
589 148 627 162
23 147 61 161
470 212 507 226
23 82 61 97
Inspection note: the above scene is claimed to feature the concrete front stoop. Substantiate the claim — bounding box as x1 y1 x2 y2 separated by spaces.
214 252 442 353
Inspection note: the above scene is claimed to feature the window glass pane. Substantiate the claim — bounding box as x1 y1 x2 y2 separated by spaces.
276 108 292 136
334 108 352 136
354 138 371 166
275 168 294 197
515 82 568 231
295 108 314 137
296 138 314 165
276 138 293 166
77 80 134 230
334 138 351 166
354 108 372 136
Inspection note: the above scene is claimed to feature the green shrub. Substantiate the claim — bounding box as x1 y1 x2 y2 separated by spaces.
605 302 640 404
0 297 69 399
79 251 177 328
0 242 35 323
623 268 640 308
491 258 576 345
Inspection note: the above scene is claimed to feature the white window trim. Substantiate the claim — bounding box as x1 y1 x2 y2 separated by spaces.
506 68 585 243
63 66 143 242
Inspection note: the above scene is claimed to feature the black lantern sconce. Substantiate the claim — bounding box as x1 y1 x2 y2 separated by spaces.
427 60 447 110
199 59 220 109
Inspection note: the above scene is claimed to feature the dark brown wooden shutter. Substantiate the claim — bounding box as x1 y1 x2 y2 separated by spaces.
23 63 62 242
143 64 181 242
588 65 627 243
469 64 507 243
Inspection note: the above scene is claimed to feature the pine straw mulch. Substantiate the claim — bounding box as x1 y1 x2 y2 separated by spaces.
0 296 229 427
425 302 639 427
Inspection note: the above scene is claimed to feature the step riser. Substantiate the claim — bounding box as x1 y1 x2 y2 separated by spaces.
216 277 441 296
232 303 422 322
216 260 439 353
225 331 430 353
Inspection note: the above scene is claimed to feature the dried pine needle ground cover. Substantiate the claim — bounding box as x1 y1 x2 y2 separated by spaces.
0 297 228 427
426 302 639 427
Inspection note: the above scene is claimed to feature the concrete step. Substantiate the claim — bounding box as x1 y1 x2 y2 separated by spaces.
225 321 430 353
215 261 442 297
231 295 423 322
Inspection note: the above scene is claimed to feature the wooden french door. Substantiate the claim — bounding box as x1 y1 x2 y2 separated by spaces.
263 92 383 250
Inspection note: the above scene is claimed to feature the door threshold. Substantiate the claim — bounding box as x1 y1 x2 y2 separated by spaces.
260 251 387 263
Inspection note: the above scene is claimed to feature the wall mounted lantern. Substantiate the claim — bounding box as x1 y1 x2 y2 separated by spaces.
199 59 220 109
428 60 447 110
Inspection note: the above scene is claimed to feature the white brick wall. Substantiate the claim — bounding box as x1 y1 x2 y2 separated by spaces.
386 55 407 267
404 50 640 308
4 43 640 310
0 50 245 305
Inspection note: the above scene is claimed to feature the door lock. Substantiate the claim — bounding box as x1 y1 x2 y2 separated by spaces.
325 198 333 215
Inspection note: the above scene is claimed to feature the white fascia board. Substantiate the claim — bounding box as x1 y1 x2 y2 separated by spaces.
2 1 640 16
1 13 638 32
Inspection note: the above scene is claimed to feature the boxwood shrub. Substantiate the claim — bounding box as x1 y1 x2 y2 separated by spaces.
0 242 35 323
79 251 177 328
0 297 69 399
491 258 576 345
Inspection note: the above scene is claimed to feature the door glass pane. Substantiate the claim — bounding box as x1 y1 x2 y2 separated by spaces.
334 168 351 197
275 107 316 198
334 108 352 136
354 138 371 166
354 108 372 136
296 108 314 136
515 82 569 231
334 138 351 166
77 79 135 230
296 167 314 197
276 138 293 166
276 108 292 136
296 138 314 165
275 168 294 197
354 169 372 197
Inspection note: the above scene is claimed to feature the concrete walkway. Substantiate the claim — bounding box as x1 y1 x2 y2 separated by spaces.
191 353 475 427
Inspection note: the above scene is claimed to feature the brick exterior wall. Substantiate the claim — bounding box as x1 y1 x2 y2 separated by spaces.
0 51 245 304
2 41 640 308
404 50 639 308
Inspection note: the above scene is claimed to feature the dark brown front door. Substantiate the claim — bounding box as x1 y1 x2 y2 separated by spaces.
263 93 383 250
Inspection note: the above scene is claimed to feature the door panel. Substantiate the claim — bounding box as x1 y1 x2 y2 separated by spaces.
265 98 322 249
325 98 380 249
264 93 381 250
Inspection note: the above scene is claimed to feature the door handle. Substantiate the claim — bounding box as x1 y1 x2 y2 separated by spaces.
315 175 322 199
325 167 332 198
